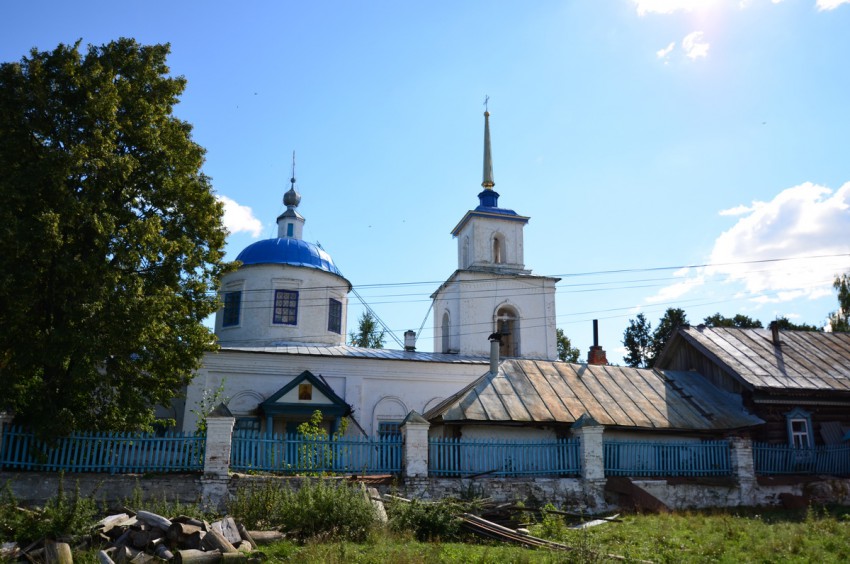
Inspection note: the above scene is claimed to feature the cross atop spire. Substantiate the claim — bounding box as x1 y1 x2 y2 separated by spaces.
482 99 495 190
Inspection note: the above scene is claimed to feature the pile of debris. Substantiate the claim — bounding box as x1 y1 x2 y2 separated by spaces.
4 510 285 564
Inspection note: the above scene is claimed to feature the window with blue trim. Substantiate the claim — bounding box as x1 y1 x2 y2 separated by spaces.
785 407 813 448
223 291 242 327
378 421 401 441
273 289 298 325
235 417 260 432
328 298 342 334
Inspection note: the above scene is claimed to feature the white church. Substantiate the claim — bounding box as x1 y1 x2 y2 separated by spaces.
181 110 562 438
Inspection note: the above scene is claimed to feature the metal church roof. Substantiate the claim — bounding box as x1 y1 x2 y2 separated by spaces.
425 358 764 432
236 238 344 277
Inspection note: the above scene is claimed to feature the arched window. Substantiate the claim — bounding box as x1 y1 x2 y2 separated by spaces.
492 234 505 264
441 312 451 353
494 305 520 357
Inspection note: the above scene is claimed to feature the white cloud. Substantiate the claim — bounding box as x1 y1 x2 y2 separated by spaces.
656 41 675 59
217 195 264 237
718 204 754 216
817 0 850 11
644 182 850 307
709 182 850 300
682 31 710 59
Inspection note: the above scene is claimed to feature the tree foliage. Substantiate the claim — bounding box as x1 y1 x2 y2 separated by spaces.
703 313 763 329
773 317 821 332
556 328 580 363
623 313 652 368
623 308 688 368
650 307 688 364
828 274 850 332
0 39 229 437
348 311 385 348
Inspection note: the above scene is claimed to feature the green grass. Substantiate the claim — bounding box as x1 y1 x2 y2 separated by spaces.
4 478 849 563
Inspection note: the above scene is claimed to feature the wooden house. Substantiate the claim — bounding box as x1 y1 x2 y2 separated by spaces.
654 325 850 447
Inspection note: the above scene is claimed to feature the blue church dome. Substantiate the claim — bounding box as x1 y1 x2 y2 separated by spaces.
236 238 344 277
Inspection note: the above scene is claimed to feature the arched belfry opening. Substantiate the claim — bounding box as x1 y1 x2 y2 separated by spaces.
495 305 519 357
441 311 451 353
492 234 505 264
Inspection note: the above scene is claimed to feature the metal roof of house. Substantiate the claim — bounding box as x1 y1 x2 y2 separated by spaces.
218 343 490 365
657 326 850 393
424 358 763 431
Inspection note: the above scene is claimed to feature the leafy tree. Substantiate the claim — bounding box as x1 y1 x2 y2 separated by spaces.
623 313 652 368
773 317 821 332
648 308 688 367
828 274 850 332
0 39 229 437
556 328 580 363
348 311 385 348
703 313 763 329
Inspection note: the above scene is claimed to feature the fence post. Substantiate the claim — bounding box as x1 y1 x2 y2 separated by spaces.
571 414 606 506
400 411 430 479
729 436 756 506
201 403 235 510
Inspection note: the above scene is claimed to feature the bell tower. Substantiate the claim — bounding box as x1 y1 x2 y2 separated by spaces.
431 108 559 360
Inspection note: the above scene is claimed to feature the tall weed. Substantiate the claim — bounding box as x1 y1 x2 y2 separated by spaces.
229 479 378 542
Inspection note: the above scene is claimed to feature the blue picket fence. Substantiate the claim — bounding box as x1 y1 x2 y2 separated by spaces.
753 442 850 475
0 425 205 473
604 440 731 477
230 432 402 474
428 437 581 477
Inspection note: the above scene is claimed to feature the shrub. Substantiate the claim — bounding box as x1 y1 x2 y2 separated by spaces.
229 479 378 542
0 476 100 545
386 498 464 541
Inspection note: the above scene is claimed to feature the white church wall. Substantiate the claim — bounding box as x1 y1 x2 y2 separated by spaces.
183 350 488 436
215 264 348 347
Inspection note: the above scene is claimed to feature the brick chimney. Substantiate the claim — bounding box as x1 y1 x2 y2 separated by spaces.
587 319 608 365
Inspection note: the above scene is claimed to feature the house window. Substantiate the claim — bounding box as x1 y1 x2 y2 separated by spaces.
298 383 313 401
222 291 242 327
328 298 342 334
286 223 294 237
273 289 298 325
785 408 813 448
378 421 401 441
234 418 260 432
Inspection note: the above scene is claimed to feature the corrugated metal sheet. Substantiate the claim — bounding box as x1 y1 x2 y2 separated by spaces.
672 327 850 393
425 359 763 431
219 344 490 365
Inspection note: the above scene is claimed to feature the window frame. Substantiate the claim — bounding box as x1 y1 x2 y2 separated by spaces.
785 407 813 449
328 298 342 334
222 290 242 327
273 289 299 325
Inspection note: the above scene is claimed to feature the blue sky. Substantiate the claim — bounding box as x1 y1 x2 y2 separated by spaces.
4 0 850 361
